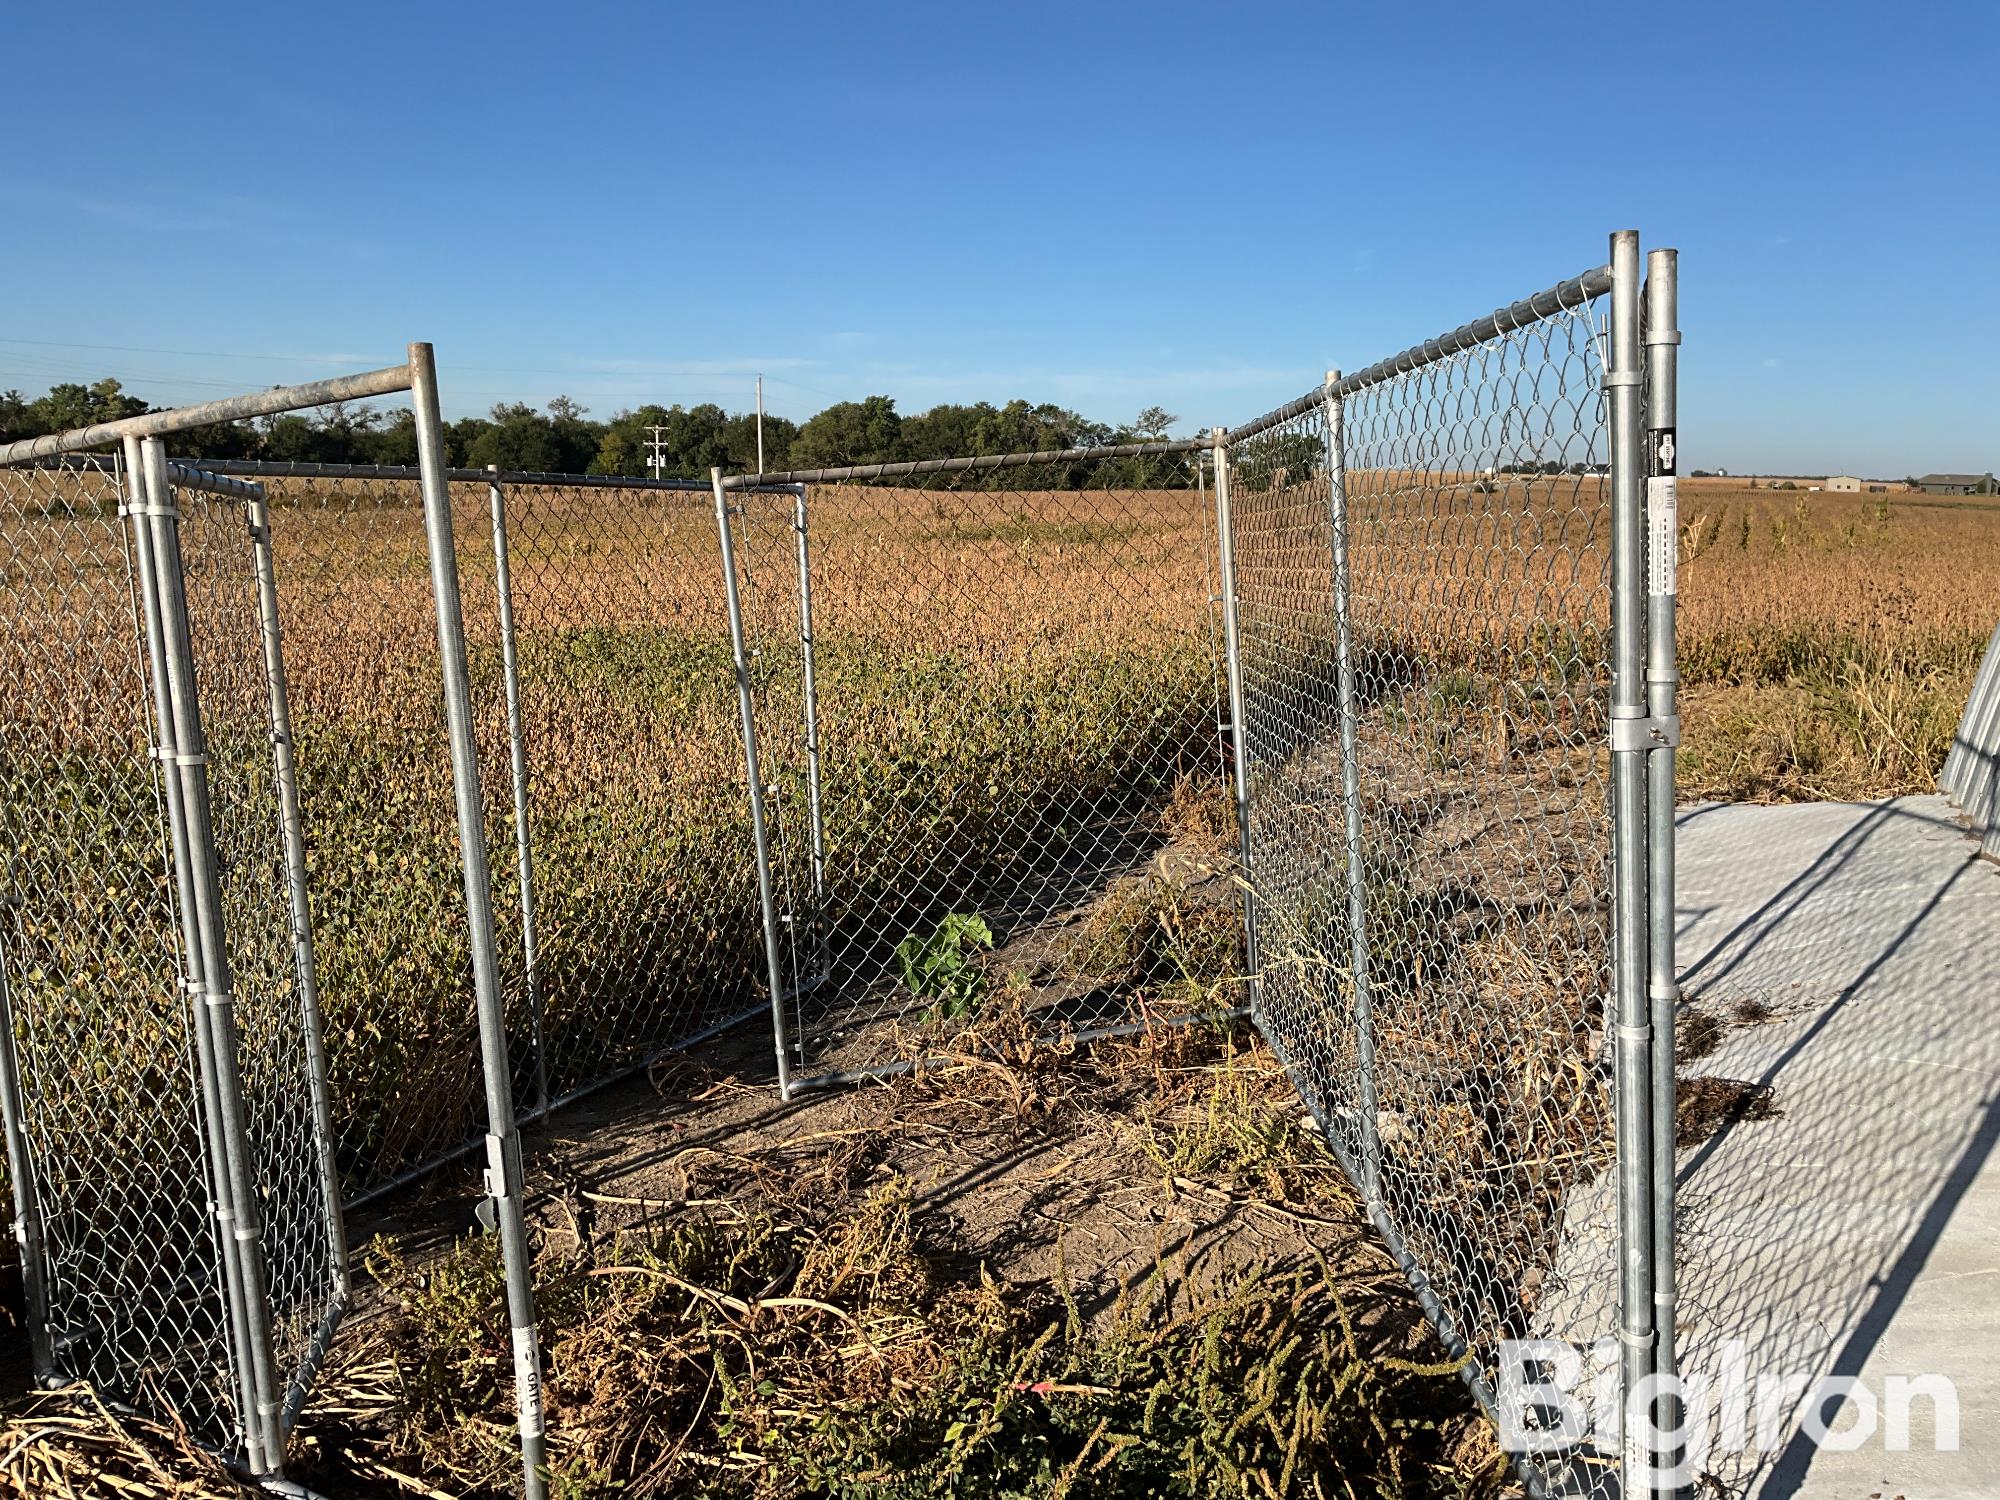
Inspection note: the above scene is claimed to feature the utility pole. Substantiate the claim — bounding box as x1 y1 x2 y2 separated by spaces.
755 374 765 475
644 424 668 480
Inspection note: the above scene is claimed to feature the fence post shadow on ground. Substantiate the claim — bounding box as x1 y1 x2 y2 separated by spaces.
1669 795 1999 1499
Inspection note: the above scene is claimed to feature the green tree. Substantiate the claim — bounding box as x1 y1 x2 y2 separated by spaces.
16 378 150 448
790 395 905 469
465 402 563 472
1134 405 1179 441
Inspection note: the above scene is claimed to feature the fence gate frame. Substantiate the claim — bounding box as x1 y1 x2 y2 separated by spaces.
0 350 550 1498
1216 230 1682 1498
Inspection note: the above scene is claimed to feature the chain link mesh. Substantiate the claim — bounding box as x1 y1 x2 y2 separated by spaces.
483 477 772 1097
216 469 775 1192
0 458 239 1443
1228 293 1618 1495
242 473 497 1194
724 450 1237 1084
169 469 345 1429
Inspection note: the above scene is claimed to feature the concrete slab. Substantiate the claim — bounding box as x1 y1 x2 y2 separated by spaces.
1671 795 2000 1499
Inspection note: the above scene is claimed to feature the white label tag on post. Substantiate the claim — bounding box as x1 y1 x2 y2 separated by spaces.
512 1324 545 1439
1647 475 1678 596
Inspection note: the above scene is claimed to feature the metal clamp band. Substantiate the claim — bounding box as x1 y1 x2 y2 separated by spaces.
1618 1324 1657 1349
1645 331 1683 347
1609 714 1680 752
1602 370 1642 389
149 748 211 767
1614 1022 1653 1046
1650 981 1681 1003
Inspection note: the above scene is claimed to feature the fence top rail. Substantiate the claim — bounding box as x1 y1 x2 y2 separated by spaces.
717 436 1208 490
1222 262 1614 447
187 458 806 496
0 362 417 468
168 463 265 503
6 451 265 502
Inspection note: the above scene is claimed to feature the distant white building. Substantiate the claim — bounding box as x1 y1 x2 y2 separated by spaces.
1827 474 1863 492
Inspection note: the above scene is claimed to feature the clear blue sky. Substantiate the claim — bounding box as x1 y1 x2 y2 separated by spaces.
4 1 1995 476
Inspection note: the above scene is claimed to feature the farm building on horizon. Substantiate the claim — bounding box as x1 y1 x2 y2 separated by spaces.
1912 472 1997 495
1827 474 1863 492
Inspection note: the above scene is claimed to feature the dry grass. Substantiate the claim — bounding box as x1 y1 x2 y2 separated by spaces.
1672 480 1998 801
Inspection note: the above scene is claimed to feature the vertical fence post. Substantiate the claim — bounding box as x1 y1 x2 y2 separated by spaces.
713 470 797 1099
488 465 548 1118
139 437 287 1473
791 485 830 992
1606 230 1658 1496
1644 247 1683 1492
0 849 50 1385
121 437 261 1455
408 347 548 1500
245 487 352 1407
1322 373 1381 1209
1211 430 1261 1014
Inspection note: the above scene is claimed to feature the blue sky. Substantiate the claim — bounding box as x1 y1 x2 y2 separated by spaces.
3 1 1995 476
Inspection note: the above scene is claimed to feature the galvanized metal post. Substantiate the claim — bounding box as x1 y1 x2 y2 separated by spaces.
488 465 548 1117
245 489 351 1399
139 438 287 1473
408 348 548 1500
1606 230 1658 1495
0 844 49 1384
1644 247 1683 1492
713 470 797 1098
791 485 830 990
1211 429 1261 1012
121 438 260 1449
1321 373 1381 1208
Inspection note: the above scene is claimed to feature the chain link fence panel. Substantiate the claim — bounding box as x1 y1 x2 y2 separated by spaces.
481 474 776 1099
0 456 238 1436
1225 279 1624 1497
170 466 347 1433
198 465 780 1196
720 447 1239 1087
0 454 346 1460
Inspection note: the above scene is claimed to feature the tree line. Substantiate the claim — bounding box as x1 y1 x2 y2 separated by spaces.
0 378 1187 483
